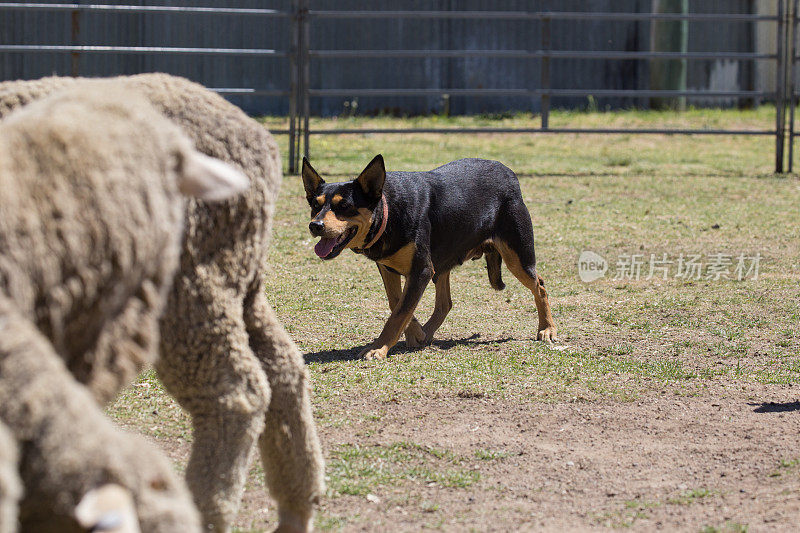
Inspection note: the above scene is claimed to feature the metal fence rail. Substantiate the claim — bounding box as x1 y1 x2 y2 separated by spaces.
0 2 301 167
0 3 285 16
296 3 794 174
0 44 287 56
1 2 799 173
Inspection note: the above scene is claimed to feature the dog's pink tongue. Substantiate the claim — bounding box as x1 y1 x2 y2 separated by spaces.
314 237 337 258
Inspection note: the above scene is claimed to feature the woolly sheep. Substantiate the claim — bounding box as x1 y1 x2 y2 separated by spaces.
0 421 20 533
0 86 248 531
0 295 196 533
0 74 326 532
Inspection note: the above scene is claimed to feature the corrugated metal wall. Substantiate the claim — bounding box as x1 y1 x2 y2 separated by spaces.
0 0 759 116
0 0 292 114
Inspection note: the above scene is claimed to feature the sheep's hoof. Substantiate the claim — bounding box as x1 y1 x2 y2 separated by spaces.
274 522 309 533
274 510 311 533
359 345 389 360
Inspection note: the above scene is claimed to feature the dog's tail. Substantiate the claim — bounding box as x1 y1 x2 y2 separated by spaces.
484 244 505 291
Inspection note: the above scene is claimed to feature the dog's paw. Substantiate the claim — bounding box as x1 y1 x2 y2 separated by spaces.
359 345 389 360
537 326 557 344
404 322 427 348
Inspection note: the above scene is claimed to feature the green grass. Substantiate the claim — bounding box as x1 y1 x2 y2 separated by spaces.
107 369 192 442
624 498 661 511
667 488 716 505
326 441 480 497
700 522 749 533
305 344 703 404
262 106 790 178
769 457 800 478
474 449 510 461
261 109 800 402
598 489 722 529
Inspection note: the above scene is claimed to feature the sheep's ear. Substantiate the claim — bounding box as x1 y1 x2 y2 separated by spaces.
354 154 385 202
301 157 325 199
74 484 141 533
178 151 249 202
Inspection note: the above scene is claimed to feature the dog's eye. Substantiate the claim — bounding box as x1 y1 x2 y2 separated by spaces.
338 201 352 211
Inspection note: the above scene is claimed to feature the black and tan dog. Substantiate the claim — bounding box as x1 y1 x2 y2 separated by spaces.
302 155 557 360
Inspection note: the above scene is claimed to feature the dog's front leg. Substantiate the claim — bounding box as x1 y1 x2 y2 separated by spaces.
422 271 452 344
360 261 432 360
376 265 426 347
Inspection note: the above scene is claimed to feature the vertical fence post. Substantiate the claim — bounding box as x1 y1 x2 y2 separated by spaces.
301 0 310 161
70 8 80 77
288 0 300 174
789 0 798 172
776 0 787 173
540 14 551 129
649 0 689 111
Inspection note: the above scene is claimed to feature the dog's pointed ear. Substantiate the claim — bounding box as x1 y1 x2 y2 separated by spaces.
301 157 325 199
354 154 385 202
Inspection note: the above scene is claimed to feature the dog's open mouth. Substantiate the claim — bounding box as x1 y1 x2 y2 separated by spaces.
314 227 356 259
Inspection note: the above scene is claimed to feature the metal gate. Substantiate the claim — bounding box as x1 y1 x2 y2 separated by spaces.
1 2 798 173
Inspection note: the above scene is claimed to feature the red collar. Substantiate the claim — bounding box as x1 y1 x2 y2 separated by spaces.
363 194 388 249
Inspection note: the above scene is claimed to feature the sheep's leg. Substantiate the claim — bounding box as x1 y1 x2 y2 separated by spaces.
0 297 200 533
243 281 325 533
184 408 264 533
157 282 271 533
0 422 20 533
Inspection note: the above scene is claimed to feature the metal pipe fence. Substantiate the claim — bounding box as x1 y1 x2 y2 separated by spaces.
0 1 300 166
1 2 798 173
788 0 800 172
296 4 793 173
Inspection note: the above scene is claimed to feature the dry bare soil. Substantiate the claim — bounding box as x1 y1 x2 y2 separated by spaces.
110 110 800 532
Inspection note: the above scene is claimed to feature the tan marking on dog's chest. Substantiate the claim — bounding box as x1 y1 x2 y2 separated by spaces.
377 243 417 276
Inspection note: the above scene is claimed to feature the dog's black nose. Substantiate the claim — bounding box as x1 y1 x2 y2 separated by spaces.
309 220 324 236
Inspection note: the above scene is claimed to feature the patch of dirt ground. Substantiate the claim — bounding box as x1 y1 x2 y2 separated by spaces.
306 384 799 532
147 384 800 532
